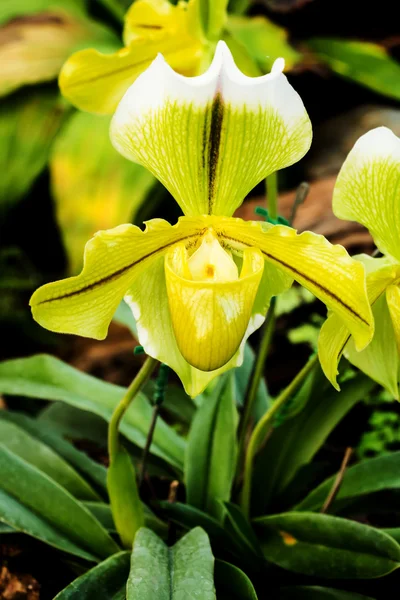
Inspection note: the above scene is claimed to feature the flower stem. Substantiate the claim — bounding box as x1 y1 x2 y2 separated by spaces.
237 298 276 476
139 363 169 485
266 171 278 221
241 353 319 517
108 356 158 463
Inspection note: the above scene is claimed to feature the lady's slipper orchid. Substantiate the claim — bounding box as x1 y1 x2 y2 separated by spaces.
319 127 400 398
31 42 373 397
59 0 206 114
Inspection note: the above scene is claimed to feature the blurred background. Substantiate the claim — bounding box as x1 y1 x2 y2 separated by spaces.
1 0 400 460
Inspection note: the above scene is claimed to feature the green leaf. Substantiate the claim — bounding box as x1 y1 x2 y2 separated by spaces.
278 587 375 600
226 15 301 72
214 560 258 600
38 402 108 445
54 551 131 599
160 502 238 556
198 0 229 40
255 512 400 578
296 451 400 512
185 374 238 520
227 0 250 15
0 444 119 560
0 354 185 470
0 489 96 560
0 11 118 97
0 418 100 501
107 446 144 548
50 111 155 274
127 527 216 599
85 501 168 538
0 522 15 534
0 0 87 24
223 502 262 558
0 411 107 494
308 38 400 101
0 89 67 212
234 343 270 422
251 371 375 515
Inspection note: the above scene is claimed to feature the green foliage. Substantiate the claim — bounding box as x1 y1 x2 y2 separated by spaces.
107 445 144 548
278 588 375 600
0 354 185 470
250 370 375 515
0 444 119 560
0 89 68 212
185 374 238 520
226 15 301 72
255 512 400 578
296 451 400 513
0 410 108 493
214 560 258 600
54 552 131 599
0 418 100 501
127 527 216 599
50 111 155 273
308 38 400 101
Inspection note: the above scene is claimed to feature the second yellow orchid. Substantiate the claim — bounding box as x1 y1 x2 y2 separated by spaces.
59 0 206 114
30 42 373 396
319 127 400 398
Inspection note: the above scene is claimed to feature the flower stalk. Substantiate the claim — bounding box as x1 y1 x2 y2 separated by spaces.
241 352 319 517
108 356 158 463
266 171 278 221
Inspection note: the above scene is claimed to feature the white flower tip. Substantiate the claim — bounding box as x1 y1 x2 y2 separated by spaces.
271 57 285 74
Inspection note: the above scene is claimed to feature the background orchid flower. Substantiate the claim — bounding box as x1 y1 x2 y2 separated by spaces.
59 0 206 114
319 127 400 399
30 42 373 397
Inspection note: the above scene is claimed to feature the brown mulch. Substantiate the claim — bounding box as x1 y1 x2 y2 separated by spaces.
0 566 39 600
235 176 374 254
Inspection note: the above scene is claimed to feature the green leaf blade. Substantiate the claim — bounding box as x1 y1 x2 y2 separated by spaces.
255 512 400 578
0 444 119 560
296 451 400 512
54 551 131 599
185 374 238 520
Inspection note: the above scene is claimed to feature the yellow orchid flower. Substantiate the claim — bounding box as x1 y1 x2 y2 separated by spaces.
59 0 207 114
30 42 373 397
319 127 400 399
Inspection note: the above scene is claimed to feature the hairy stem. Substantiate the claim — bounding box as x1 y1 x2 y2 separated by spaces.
108 356 158 463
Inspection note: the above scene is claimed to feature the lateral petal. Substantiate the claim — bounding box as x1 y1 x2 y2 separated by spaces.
216 219 373 350
30 217 205 339
318 256 400 391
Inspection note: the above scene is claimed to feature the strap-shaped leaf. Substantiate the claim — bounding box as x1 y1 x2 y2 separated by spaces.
107 446 144 548
296 451 400 513
0 354 185 470
185 374 238 520
0 418 100 501
0 445 119 560
127 527 216 599
0 410 107 494
255 512 400 578
214 560 258 600
54 551 130 599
